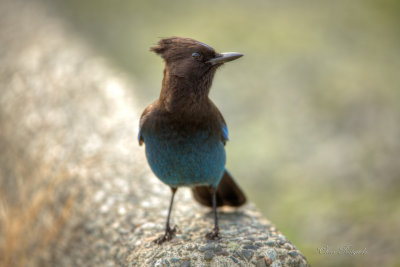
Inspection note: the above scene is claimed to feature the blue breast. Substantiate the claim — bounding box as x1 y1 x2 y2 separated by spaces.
144 130 226 188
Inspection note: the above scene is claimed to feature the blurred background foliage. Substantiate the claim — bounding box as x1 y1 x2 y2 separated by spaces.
39 0 400 266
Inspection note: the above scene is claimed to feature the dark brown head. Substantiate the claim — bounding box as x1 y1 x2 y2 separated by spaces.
151 37 243 95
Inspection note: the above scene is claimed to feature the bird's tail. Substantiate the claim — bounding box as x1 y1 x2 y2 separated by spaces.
191 170 246 207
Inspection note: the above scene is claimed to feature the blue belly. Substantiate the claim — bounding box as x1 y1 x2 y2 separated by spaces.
144 131 226 188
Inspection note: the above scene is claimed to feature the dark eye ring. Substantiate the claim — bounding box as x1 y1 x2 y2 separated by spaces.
192 52 202 60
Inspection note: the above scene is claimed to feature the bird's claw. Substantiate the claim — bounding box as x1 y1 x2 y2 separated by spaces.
154 226 177 244
205 228 220 240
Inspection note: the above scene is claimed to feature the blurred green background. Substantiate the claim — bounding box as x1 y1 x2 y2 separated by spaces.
41 0 400 266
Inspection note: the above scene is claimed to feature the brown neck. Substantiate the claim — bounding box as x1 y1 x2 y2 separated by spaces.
159 68 214 114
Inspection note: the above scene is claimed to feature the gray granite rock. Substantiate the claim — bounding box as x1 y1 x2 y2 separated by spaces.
204 250 215 261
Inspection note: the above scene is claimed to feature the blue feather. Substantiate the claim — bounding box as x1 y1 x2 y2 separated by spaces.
138 127 143 144
144 130 226 188
222 123 229 141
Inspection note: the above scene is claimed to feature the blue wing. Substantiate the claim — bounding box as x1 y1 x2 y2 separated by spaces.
139 104 154 146
138 126 143 145
222 122 229 143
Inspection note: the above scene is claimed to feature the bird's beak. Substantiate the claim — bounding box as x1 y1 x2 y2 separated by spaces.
207 52 243 65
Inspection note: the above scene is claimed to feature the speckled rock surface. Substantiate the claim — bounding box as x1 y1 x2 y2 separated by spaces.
1 1 309 266
128 204 308 267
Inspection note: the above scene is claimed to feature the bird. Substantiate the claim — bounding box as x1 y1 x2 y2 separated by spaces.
138 37 246 244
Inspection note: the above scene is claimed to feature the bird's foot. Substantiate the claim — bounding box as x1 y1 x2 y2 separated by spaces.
154 226 177 244
205 228 220 240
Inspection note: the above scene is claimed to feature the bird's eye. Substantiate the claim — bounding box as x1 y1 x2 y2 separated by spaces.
192 52 202 60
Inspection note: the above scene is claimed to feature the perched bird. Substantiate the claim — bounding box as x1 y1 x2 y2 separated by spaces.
139 37 246 244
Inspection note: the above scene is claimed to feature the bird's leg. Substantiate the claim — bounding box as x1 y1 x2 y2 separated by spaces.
206 187 220 240
154 187 177 244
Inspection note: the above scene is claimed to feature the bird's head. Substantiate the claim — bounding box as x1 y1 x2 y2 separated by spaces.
151 37 243 82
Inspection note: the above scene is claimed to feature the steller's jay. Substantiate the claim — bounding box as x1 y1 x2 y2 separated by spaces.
139 37 246 244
